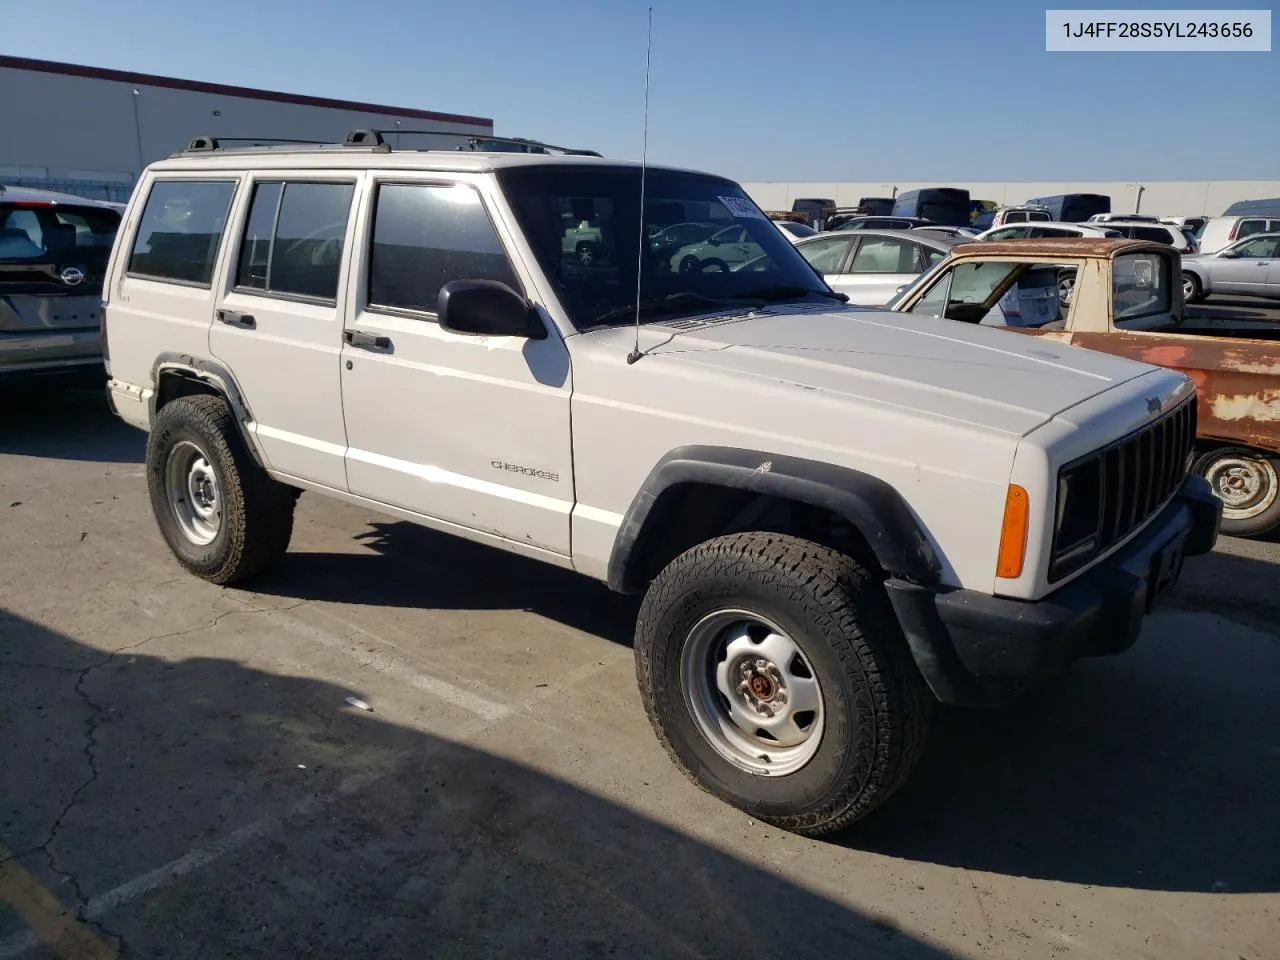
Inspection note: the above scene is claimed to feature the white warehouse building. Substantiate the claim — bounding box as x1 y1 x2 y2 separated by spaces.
0 55 494 202
741 179 1280 220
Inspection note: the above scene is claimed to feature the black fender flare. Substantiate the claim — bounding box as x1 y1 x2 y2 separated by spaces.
149 352 267 467
606 445 942 593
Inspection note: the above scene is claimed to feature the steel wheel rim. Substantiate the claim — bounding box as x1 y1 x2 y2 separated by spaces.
680 609 825 777
165 440 221 545
1204 450 1278 519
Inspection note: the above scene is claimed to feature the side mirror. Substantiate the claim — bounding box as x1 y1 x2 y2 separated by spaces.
437 280 544 339
1218 248 1238 258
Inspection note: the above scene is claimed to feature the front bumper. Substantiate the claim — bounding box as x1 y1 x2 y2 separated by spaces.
886 475 1222 707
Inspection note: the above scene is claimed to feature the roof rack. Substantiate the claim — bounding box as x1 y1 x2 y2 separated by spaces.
170 128 601 159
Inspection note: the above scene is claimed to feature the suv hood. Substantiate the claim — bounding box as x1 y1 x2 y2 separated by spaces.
616 305 1158 437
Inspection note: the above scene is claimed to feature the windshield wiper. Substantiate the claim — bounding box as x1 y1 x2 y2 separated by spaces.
738 284 848 303
590 291 764 328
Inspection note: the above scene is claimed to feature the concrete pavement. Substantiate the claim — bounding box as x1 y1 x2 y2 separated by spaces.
1 381 1276 960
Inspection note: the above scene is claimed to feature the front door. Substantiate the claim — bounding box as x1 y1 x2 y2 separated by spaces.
1214 235 1280 295
338 176 574 555
209 174 359 491
828 234 927 306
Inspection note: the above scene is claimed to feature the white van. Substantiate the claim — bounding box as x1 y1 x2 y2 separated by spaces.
1196 215 1280 254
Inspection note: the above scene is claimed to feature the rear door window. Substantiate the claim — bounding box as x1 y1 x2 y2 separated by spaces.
1237 219 1269 239
848 237 920 273
797 236 854 274
128 180 237 286
232 180 356 301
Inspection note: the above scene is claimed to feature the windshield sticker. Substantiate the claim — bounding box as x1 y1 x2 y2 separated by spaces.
719 196 767 221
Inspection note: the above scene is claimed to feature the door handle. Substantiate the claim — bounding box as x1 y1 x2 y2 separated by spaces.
343 329 391 350
216 309 256 329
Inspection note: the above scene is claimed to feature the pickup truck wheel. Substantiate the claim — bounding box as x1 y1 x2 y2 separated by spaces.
1194 447 1280 537
1182 272 1204 303
634 532 930 836
146 394 297 584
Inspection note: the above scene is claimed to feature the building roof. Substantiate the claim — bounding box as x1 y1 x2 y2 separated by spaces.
0 54 492 129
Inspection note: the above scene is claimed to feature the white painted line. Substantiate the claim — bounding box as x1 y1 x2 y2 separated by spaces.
259 609 511 722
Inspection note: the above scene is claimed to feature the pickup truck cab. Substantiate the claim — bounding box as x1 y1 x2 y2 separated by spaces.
101 135 1220 835
890 237 1280 537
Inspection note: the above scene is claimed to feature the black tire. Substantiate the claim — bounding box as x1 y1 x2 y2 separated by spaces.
679 254 699 273
634 532 931 836
1182 271 1204 304
1193 446 1280 538
699 257 730 273
146 394 296 584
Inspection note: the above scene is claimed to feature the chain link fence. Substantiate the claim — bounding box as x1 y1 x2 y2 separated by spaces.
3 177 136 203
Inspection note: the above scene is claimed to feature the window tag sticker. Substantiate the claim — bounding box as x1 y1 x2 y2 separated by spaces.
719 196 767 221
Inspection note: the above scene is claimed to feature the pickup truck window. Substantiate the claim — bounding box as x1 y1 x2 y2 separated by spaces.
906 260 1020 322
497 165 830 329
367 183 520 316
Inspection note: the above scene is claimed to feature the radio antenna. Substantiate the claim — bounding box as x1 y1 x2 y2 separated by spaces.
626 4 654 365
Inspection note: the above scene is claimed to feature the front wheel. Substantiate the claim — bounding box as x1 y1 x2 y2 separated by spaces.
1194 446 1280 538
634 532 931 836
1182 271 1204 303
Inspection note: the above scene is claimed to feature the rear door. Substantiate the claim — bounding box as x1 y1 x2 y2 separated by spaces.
208 173 359 491
1 199 120 374
795 235 855 288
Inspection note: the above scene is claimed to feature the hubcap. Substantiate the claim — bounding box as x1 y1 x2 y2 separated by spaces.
1058 276 1074 306
680 610 825 776
1183 276 1197 299
164 440 222 545
1203 450 1279 520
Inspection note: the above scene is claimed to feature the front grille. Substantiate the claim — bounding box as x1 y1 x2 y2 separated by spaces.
1049 396 1196 582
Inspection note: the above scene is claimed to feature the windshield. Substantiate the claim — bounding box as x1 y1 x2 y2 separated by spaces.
496 165 833 329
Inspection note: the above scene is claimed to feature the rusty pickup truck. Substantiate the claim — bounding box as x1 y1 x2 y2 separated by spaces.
888 238 1280 538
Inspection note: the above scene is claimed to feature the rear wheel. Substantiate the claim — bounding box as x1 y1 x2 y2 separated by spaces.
146 395 297 583
634 532 931 836
1194 446 1280 538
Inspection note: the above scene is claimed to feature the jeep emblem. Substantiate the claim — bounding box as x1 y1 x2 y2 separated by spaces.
1145 396 1162 415
60 267 85 287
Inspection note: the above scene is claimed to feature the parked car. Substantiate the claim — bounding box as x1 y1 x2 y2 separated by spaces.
890 236 1278 537
667 222 764 272
100 128 1220 836
1196 215 1280 254
1161 216 1207 234
1099 219 1198 254
986 205 1051 228
909 225 981 240
774 220 816 242
833 216 934 232
1180 233 1280 302
792 229 959 305
0 184 122 382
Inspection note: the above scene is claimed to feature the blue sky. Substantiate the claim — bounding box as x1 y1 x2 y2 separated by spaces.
5 0 1277 181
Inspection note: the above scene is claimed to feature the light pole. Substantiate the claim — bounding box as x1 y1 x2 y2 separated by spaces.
1127 182 1146 215
130 89 145 175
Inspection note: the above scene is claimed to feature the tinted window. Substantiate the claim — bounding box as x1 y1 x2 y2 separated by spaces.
987 226 1031 240
129 180 236 285
368 182 519 314
0 204 119 262
270 183 354 299
798 236 853 273
1237 219 1269 238
234 181 353 299
849 237 921 273
235 182 283 290
1129 226 1174 244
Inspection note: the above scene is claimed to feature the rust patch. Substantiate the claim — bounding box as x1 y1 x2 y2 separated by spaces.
1138 344 1191 368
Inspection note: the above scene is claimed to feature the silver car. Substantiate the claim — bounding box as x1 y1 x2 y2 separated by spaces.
1 184 122 382
791 229 959 305
1180 233 1280 302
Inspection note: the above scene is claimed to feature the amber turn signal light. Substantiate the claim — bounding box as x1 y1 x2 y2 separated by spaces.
996 484 1029 579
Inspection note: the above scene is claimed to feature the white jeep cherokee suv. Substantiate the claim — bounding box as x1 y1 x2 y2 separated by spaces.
101 129 1221 835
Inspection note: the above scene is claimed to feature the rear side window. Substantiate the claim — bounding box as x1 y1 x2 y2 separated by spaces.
849 237 921 273
128 180 237 286
797 236 852 273
1129 226 1174 243
367 182 520 315
234 180 355 301
1237 219 1269 239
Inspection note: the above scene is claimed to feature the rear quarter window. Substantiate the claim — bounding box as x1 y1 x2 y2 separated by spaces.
128 180 238 286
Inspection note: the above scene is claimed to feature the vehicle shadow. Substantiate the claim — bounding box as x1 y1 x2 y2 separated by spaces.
249 521 1280 896
0 609 952 960
0 380 143 464
1186 296 1279 323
